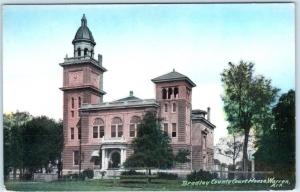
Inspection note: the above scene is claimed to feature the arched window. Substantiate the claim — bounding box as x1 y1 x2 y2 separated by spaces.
84 48 88 56
93 118 104 138
174 87 179 98
78 97 81 107
172 103 176 113
130 116 141 137
111 117 123 138
168 88 173 99
162 88 167 99
71 97 74 108
164 103 168 112
77 48 81 57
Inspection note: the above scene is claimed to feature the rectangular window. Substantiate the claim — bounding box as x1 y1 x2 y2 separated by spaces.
172 103 176 112
93 126 98 138
111 125 116 137
164 104 168 112
203 135 207 149
73 151 79 165
118 125 123 137
130 124 135 137
71 111 74 117
100 126 105 138
71 127 74 140
172 123 177 137
78 127 81 140
163 123 168 134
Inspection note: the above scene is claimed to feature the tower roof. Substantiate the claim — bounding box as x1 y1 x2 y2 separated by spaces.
72 14 96 45
151 69 196 87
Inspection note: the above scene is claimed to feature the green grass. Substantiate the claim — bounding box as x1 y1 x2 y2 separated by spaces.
5 179 294 191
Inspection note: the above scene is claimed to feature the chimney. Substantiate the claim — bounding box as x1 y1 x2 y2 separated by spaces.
98 54 102 66
130 91 133 97
207 107 211 121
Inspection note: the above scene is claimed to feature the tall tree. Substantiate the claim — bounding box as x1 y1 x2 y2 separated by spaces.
221 61 278 172
255 90 295 180
124 111 174 176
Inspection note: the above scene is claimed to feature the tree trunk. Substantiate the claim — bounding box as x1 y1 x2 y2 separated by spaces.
243 128 250 178
147 169 152 183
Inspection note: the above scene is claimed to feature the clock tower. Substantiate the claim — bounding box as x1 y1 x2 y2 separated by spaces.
60 14 106 171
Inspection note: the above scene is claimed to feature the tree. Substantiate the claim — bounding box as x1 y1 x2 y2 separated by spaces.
255 90 295 180
22 116 63 176
3 111 32 179
124 111 174 177
221 61 279 173
175 149 190 164
216 133 243 171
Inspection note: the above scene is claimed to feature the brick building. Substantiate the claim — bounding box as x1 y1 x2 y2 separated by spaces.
60 15 215 175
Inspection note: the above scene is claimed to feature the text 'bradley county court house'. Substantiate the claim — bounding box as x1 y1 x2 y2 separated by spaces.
60 15 216 175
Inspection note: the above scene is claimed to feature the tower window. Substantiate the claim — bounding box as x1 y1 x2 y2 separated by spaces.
172 123 177 137
163 123 168 134
174 87 179 98
164 103 168 112
168 88 173 99
71 111 74 118
77 48 81 57
78 97 81 107
172 103 177 112
70 127 74 140
162 88 167 99
78 127 81 140
71 97 74 108
84 48 88 56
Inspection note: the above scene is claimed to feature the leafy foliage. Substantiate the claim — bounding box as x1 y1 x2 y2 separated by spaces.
82 168 94 179
157 172 178 180
221 61 279 171
121 170 145 176
255 90 295 180
124 111 174 171
174 149 190 164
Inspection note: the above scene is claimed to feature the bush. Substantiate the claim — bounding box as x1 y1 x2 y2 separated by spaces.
186 170 217 181
121 169 145 176
157 172 178 180
82 168 94 179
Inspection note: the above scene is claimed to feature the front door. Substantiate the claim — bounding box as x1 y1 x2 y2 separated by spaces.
109 151 120 169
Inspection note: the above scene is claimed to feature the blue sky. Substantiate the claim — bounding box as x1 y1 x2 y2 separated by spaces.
3 3 295 142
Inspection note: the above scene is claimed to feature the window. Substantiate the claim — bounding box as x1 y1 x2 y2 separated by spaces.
172 123 177 137
78 127 81 139
93 126 98 138
162 88 167 99
99 126 105 138
74 151 79 165
202 135 207 149
174 87 179 98
172 103 176 112
84 48 88 56
71 111 74 118
111 117 123 138
71 127 74 140
164 104 168 112
71 97 74 108
111 125 116 137
78 97 81 107
163 123 168 134
168 88 173 99
130 116 141 137
77 48 81 57
93 118 104 138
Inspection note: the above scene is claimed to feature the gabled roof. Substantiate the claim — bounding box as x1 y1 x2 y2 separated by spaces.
151 70 196 87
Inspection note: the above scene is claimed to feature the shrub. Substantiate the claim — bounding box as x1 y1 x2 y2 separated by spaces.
82 168 94 179
121 170 145 176
157 172 178 180
21 172 33 181
186 170 217 181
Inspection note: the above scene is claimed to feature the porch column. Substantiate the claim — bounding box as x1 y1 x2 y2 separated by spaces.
120 149 127 166
101 149 105 170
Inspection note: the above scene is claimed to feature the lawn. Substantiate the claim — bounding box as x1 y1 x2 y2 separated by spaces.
5 179 294 191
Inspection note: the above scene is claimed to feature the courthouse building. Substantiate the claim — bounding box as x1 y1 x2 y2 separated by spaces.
60 15 215 175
